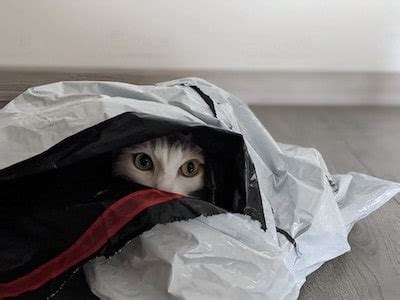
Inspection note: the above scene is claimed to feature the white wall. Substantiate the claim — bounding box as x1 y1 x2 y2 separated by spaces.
1 0 400 71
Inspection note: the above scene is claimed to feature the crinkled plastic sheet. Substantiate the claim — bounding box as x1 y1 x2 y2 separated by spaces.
1 78 399 299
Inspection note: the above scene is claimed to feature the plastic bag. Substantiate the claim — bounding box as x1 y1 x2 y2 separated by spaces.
0 78 398 299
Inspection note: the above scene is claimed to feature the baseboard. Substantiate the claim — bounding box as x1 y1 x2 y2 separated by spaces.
1 68 400 105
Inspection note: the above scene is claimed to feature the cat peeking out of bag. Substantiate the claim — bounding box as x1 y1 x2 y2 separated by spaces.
113 134 205 196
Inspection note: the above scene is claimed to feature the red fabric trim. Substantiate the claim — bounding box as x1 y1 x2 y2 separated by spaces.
0 189 183 298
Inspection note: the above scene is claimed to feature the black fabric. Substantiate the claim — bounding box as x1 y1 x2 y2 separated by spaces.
0 112 266 298
0 113 265 220
5 182 225 299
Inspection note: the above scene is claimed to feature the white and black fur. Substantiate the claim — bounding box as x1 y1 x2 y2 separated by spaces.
113 135 205 196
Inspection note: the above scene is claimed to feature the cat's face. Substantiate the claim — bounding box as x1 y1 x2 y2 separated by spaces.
113 136 205 196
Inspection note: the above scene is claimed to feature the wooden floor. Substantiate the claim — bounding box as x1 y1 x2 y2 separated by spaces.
1 70 399 299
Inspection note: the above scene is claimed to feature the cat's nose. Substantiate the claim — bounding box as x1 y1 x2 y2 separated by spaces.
154 178 176 194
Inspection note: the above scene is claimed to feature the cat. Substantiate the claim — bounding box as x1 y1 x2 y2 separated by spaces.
113 135 205 196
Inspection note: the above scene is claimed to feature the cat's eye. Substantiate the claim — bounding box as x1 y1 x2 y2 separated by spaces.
133 153 154 171
180 160 201 177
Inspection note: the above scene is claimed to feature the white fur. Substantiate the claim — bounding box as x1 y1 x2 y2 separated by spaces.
113 137 205 196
